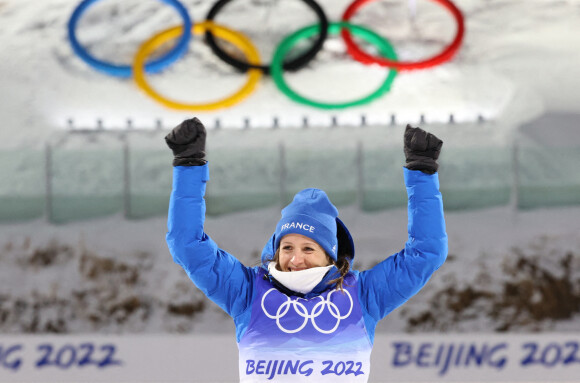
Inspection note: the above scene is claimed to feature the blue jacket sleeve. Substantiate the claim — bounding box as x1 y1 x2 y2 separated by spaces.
359 168 448 323
165 164 254 319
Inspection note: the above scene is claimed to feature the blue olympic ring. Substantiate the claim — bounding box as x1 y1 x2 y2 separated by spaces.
67 0 192 78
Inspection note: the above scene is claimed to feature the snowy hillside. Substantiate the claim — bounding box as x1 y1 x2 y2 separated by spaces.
0 0 579 146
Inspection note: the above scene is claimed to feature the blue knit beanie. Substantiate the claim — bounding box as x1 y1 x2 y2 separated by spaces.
275 188 338 261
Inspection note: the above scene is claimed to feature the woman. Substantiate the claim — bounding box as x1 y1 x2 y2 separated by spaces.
165 117 447 382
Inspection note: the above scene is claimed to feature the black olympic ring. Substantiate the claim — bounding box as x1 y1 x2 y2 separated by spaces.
204 0 329 74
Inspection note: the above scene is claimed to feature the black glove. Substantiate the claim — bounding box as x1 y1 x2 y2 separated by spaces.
404 124 443 174
165 117 207 166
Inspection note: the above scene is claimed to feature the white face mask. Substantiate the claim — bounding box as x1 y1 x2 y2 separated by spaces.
268 262 333 294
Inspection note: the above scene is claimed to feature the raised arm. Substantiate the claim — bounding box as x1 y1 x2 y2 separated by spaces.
165 118 254 318
360 125 448 322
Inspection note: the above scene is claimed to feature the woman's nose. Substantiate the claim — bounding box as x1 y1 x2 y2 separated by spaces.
291 252 305 264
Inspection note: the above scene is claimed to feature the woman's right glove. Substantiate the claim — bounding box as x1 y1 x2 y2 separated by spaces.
404 124 443 174
165 117 207 166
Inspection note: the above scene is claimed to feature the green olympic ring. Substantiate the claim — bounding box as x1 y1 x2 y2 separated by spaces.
270 22 398 110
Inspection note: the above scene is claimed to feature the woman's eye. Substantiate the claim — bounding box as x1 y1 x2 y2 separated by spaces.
303 247 314 252
282 246 292 251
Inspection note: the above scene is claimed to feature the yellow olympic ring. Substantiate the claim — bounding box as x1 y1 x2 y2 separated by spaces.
133 21 262 111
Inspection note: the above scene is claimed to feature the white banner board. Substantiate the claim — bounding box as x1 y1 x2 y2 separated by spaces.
1 333 579 382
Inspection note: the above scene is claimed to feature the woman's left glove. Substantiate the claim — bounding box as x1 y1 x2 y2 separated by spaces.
404 124 443 174
165 117 207 166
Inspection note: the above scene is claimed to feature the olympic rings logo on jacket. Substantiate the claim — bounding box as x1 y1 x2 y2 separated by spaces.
260 288 354 334
67 0 465 111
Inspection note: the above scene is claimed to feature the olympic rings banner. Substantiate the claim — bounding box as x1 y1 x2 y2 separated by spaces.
2 334 580 382
260 287 355 334
67 0 465 112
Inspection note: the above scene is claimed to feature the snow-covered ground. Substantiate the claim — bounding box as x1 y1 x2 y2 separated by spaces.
1 201 580 335
1 0 579 146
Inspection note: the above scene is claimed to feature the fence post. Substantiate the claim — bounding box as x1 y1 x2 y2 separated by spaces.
279 141 286 207
510 139 520 213
44 143 53 223
123 138 131 219
356 141 364 209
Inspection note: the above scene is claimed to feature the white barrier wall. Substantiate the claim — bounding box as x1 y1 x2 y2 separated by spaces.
1 334 580 382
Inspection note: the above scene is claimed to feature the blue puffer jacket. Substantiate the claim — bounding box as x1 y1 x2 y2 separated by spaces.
166 164 447 382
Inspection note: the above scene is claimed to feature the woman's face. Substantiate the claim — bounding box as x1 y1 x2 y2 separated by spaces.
278 233 331 272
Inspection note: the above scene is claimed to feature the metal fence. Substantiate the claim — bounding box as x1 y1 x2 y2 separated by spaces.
1 126 579 224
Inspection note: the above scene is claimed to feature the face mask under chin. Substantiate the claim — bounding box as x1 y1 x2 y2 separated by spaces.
268 262 333 294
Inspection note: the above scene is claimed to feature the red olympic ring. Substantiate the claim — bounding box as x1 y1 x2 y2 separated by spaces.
341 0 465 70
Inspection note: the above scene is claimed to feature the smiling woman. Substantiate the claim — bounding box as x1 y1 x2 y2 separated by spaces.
278 234 330 272
164 116 448 382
